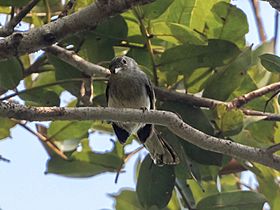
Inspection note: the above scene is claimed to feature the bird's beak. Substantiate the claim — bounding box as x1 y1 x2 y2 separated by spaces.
114 67 122 74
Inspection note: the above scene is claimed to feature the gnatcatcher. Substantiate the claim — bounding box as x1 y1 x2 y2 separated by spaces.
106 56 179 165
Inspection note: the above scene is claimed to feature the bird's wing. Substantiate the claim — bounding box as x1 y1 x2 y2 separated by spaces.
145 79 155 110
105 81 110 104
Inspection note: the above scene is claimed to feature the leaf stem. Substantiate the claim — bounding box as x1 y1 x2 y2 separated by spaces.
134 8 159 86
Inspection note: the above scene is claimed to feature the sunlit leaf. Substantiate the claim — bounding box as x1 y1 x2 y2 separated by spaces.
151 22 206 44
213 104 244 136
114 190 142 210
259 53 280 73
0 117 17 140
142 0 174 19
207 2 248 47
197 191 266 210
48 121 92 141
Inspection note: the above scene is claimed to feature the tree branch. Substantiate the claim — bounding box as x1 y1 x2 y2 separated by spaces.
44 45 111 76
0 0 41 37
17 121 68 159
228 82 280 108
250 0 267 42
41 45 280 121
1 101 280 171
0 0 155 60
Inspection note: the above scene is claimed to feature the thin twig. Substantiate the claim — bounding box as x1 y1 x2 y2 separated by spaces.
266 143 280 154
43 0 51 22
228 82 280 108
18 121 68 159
134 8 159 86
242 109 280 121
114 146 144 183
274 11 279 53
58 0 76 18
0 155 10 163
24 54 48 77
0 0 41 37
250 0 267 42
0 78 85 101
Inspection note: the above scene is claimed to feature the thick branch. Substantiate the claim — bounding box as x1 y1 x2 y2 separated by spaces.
1 101 280 171
0 0 154 59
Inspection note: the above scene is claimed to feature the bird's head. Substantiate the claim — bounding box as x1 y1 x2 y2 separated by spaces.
109 56 137 74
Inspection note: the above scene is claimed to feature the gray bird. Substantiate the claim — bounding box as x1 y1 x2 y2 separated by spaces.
106 56 179 165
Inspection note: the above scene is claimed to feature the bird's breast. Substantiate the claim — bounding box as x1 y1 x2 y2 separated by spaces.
108 74 150 109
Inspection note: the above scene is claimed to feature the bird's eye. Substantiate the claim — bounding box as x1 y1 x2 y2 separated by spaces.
122 59 127 64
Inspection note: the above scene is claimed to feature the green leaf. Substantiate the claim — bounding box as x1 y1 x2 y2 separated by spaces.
32 71 64 95
159 39 240 75
48 54 83 97
188 0 226 32
207 2 248 47
142 0 174 19
114 190 142 210
19 88 60 107
48 121 92 141
80 15 128 63
259 53 280 73
0 57 23 90
0 117 17 140
197 191 266 210
203 47 252 101
136 155 175 209
0 0 30 6
151 22 206 44
47 139 123 178
213 104 244 136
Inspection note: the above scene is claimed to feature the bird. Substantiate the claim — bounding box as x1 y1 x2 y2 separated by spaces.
106 55 179 165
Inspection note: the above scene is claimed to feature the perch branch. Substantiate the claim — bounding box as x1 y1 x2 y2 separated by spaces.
1 101 280 171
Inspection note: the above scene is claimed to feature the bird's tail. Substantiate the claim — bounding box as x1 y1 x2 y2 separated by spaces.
144 129 180 165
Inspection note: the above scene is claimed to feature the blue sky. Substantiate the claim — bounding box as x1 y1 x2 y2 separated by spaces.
0 1 278 210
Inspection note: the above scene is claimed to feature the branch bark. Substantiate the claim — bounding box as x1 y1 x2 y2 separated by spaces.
44 45 111 76
0 0 155 60
1 101 280 171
